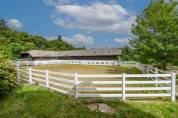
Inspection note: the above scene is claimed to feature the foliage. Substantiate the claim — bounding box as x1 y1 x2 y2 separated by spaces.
0 53 17 98
0 20 8 30
48 39 75 51
0 19 79 60
0 85 177 118
3 43 24 60
131 0 178 70
120 46 135 61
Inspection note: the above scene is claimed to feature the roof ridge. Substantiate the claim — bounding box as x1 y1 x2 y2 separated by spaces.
21 48 122 57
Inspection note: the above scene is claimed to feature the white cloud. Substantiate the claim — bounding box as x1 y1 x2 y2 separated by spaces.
45 36 58 40
113 38 130 44
53 2 136 34
6 19 23 30
43 0 56 5
43 0 73 6
62 34 94 47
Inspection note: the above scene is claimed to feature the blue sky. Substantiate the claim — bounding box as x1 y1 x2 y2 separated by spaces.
0 0 151 48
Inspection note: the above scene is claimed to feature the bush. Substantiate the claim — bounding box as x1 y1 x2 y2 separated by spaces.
0 54 17 98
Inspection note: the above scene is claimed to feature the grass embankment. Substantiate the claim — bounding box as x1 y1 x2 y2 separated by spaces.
0 85 177 118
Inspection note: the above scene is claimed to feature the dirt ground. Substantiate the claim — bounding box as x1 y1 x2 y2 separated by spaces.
32 64 141 74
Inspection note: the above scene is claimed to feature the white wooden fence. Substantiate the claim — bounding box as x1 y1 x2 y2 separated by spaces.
17 67 176 101
16 60 170 74
16 60 119 66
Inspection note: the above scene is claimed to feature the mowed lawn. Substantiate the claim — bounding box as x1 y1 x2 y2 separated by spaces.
32 64 141 74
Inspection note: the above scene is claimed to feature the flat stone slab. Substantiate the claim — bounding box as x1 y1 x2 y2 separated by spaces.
87 103 116 114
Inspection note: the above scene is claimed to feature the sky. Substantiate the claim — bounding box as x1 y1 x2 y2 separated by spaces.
0 0 151 48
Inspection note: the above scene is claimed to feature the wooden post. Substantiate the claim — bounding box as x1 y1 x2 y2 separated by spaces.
29 68 33 84
155 68 158 87
122 73 126 100
135 62 138 68
124 61 126 66
171 73 176 102
27 61 29 67
34 61 36 66
74 73 78 98
46 70 49 87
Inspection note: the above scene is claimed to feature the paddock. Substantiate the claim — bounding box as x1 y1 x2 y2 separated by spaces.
17 63 176 101
32 64 141 74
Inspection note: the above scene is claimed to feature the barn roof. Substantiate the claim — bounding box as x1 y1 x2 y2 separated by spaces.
21 48 122 58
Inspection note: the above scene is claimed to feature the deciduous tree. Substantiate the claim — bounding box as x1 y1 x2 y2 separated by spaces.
131 0 178 70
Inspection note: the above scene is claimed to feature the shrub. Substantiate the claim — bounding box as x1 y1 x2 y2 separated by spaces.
0 53 17 98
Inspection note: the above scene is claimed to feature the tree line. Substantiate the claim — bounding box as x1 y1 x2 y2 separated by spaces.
0 19 85 60
0 19 84 98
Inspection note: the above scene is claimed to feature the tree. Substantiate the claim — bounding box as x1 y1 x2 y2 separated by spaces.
48 39 75 51
0 53 17 98
3 43 24 60
58 35 62 40
0 19 8 30
120 46 134 61
131 0 178 70
23 42 37 51
0 19 78 60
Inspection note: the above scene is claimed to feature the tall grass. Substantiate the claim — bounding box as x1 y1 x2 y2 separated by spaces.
0 85 177 118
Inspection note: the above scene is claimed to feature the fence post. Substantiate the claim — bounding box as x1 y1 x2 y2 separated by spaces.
135 62 139 68
27 61 29 67
155 68 158 87
122 73 126 100
46 70 49 87
29 68 33 84
171 73 176 102
74 73 78 98
124 61 126 65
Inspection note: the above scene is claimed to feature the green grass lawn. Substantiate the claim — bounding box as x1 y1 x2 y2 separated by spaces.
0 85 177 118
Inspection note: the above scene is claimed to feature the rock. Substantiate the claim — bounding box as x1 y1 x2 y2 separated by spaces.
87 103 116 114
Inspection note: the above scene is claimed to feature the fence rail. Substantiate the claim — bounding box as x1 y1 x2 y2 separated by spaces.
16 60 119 66
15 60 171 75
17 67 176 101
16 60 153 67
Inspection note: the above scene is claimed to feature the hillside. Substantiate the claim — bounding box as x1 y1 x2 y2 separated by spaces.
0 19 84 60
0 85 177 118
